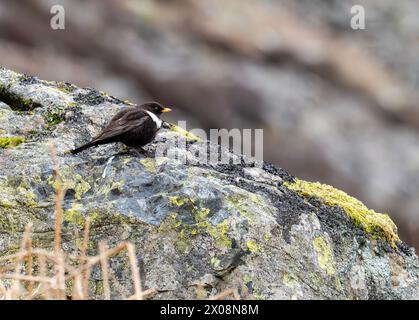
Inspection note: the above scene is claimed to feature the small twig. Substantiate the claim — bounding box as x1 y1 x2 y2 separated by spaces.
81 217 91 259
66 242 128 279
81 217 91 298
0 273 51 283
82 265 92 299
127 243 143 300
98 241 110 300
0 280 7 296
52 253 66 300
37 253 50 300
10 223 32 299
25 237 33 296
72 274 84 300
49 141 66 255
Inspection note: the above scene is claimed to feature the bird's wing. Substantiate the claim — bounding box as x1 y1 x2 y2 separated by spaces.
91 109 149 142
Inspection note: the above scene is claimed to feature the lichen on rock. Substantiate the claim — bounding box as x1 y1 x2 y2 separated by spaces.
0 136 25 149
284 179 400 248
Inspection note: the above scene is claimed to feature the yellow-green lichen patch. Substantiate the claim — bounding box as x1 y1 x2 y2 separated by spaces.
140 158 157 173
123 99 135 106
0 136 25 149
225 191 269 227
0 129 6 135
167 196 232 249
0 177 39 208
243 274 252 284
207 220 232 249
23 189 38 207
226 195 256 225
252 292 265 300
63 203 85 227
169 196 194 207
335 277 343 291
48 169 91 200
284 179 400 247
313 236 336 276
122 158 132 166
263 233 271 242
99 181 124 198
168 123 200 142
282 273 299 288
174 229 193 254
246 240 261 253
210 257 221 268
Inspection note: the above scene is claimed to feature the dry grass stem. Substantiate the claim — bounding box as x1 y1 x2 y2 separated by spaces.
98 241 111 300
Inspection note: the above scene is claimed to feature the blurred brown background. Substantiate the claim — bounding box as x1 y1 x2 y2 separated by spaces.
1 0 418 251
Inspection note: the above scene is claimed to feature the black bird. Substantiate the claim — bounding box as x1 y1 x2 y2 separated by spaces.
71 101 171 154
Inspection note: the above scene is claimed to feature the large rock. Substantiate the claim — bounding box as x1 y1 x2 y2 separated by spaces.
0 67 418 299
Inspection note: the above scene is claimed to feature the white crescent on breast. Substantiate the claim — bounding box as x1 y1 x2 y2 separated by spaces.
146 110 162 128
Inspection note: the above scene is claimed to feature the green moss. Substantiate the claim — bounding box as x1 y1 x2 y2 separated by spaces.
246 240 261 253
0 85 40 111
284 179 400 247
46 112 63 127
312 236 336 276
0 136 25 149
56 82 75 94
168 123 200 142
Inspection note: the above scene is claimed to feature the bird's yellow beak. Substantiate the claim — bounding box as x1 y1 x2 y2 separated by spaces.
161 107 172 113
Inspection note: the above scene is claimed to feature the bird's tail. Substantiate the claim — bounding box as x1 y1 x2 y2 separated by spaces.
71 141 97 154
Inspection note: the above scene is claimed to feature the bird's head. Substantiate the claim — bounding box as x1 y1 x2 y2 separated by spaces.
141 101 172 116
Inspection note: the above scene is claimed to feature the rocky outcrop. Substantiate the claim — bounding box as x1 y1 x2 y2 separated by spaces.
0 67 418 299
